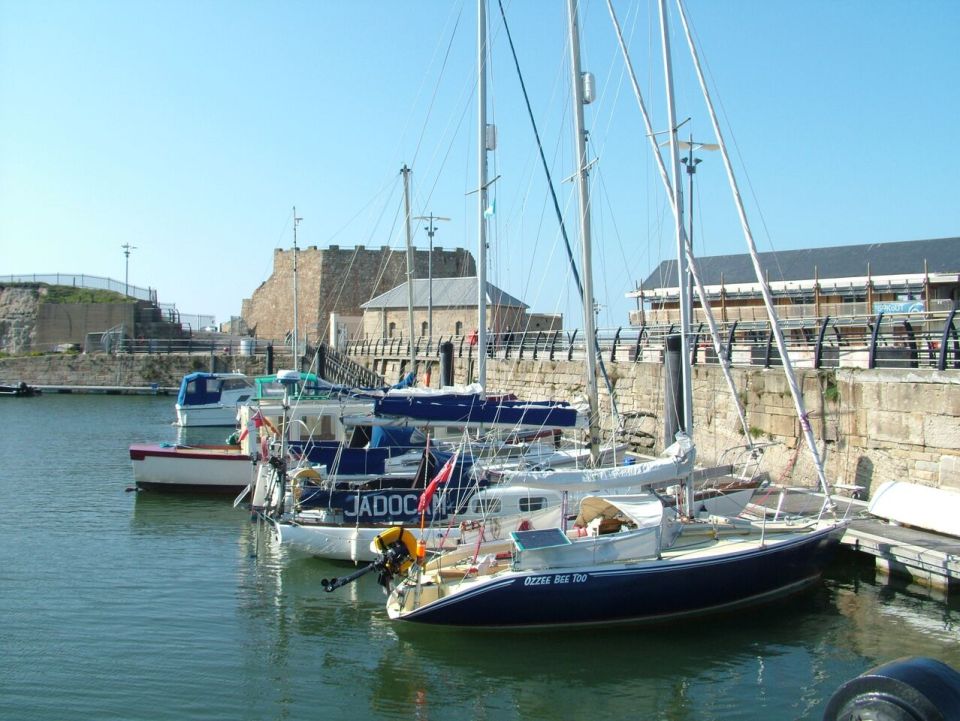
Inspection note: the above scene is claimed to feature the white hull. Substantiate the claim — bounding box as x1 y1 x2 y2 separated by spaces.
175 404 243 428
129 444 254 492
276 522 462 563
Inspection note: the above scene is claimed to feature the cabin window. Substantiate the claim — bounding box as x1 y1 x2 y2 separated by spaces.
303 415 334 440
472 498 502 514
221 378 251 391
519 497 548 512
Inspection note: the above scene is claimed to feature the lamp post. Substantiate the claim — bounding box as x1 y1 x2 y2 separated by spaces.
292 207 302 371
680 135 716 321
121 243 137 298
413 213 450 340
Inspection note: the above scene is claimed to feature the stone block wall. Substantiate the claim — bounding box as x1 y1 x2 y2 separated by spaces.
242 245 475 344
3 346 958 498
354 352 960 497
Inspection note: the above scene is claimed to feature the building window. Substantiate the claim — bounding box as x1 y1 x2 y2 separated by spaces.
455 321 463 336
388 322 396 338
421 321 428 337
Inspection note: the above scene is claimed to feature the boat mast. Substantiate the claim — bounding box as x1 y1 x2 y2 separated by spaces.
292 206 302 371
606 0 752 446
566 0 601 465
658 0 695 513
477 0 489 391
401 165 417 376
674 0 831 497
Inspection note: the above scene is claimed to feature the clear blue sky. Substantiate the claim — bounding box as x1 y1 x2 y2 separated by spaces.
2 1 957 331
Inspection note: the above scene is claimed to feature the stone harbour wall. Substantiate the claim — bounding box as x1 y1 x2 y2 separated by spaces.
3 348 958 498
0 353 270 389
363 353 960 497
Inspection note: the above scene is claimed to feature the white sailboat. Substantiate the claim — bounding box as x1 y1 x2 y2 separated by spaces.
326 0 848 627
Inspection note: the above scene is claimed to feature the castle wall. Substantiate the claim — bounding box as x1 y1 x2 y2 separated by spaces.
242 245 475 343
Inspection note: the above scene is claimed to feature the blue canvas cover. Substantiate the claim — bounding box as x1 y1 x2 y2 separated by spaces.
176 373 223 406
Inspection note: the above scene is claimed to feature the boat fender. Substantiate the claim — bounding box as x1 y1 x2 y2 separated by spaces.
823 656 960 721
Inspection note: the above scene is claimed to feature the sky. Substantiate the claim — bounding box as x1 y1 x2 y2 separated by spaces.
2 0 958 331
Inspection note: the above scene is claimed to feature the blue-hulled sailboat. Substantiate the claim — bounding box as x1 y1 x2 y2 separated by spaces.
340 0 847 628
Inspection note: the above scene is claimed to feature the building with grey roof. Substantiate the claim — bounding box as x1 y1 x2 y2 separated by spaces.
361 276 560 340
628 237 960 326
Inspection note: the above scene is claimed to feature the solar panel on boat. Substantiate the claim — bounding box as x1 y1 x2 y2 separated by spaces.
511 527 570 551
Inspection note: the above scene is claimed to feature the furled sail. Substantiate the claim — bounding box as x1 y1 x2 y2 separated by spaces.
499 434 695 492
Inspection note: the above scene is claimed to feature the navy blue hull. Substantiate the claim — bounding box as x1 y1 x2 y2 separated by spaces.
396 525 845 627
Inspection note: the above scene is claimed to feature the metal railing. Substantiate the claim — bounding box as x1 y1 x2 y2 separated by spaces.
343 309 960 371
6 310 957 373
1 274 158 303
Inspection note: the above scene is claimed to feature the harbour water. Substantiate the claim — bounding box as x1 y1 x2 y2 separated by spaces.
2 394 958 720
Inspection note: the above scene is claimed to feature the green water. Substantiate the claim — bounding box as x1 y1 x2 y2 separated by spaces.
1 394 958 720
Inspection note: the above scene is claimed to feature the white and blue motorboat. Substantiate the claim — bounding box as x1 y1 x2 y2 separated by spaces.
174 371 254 427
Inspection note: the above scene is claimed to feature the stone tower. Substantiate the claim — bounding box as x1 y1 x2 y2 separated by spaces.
240 244 475 342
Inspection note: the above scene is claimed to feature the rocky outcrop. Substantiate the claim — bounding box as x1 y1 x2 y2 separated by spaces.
0 284 41 354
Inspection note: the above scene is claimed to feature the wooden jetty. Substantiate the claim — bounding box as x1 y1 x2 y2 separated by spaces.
749 487 959 596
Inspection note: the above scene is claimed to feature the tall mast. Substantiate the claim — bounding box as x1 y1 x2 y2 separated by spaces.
476 0 489 390
401 165 417 375
674 0 831 497
658 0 693 439
292 206 302 371
658 0 695 514
566 0 600 465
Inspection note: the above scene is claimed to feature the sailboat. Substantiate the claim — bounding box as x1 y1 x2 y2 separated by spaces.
322 0 848 627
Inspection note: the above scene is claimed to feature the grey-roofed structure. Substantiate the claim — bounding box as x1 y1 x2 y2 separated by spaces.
636 237 960 291
628 237 960 326
362 277 527 311
361 276 560 340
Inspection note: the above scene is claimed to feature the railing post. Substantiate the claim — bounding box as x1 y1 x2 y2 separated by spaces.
634 324 645 363
566 329 578 362
764 323 774 368
868 313 884 370
814 315 831 369
903 319 918 369
533 331 543 360
610 327 622 363
549 330 560 361
690 323 703 366
725 321 737 364
937 307 957 372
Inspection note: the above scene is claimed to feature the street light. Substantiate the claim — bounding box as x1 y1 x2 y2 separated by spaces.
121 243 137 298
413 213 450 339
679 136 717 319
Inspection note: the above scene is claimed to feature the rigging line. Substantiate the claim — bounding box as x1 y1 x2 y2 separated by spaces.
313 181 402 344
408 3 466 171
607 0 750 446
496 0 583 299
676 3 787 282
675 0 830 499
496 0 621 412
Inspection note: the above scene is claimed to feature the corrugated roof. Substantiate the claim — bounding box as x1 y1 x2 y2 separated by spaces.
361 276 528 310
639 237 960 291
